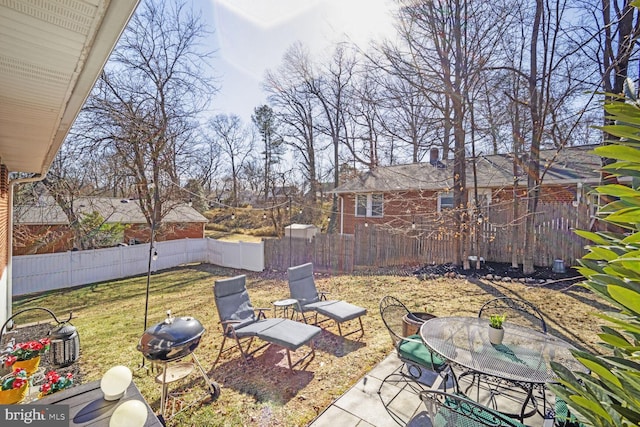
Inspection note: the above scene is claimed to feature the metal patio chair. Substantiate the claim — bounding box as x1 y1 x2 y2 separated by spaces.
478 297 547 334
377 296 450 425
468 297 549 417
378 296 448 389
420 389 527 427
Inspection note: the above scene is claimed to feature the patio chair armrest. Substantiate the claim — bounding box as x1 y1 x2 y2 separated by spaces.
318 291 329 300
220 320 241 336
255 307 272 319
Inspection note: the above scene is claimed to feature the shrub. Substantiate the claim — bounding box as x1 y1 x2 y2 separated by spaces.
550 81 640 426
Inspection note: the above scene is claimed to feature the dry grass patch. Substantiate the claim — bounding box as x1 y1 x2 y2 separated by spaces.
12 264 609 426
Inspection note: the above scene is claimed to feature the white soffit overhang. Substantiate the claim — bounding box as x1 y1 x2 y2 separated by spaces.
0 0 139 174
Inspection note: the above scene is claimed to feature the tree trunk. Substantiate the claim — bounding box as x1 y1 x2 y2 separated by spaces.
523 0 543 275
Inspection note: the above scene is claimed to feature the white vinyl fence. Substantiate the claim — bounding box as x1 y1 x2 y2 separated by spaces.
12 238 264 296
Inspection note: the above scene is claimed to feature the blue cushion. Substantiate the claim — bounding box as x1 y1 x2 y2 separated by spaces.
398 334 445 369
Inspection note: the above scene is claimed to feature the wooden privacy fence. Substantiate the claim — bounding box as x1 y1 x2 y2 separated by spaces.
482 202 590 268
264 202 591 273
263 233 354 273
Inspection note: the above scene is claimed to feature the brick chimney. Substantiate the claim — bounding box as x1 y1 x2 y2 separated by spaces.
429 147 439 166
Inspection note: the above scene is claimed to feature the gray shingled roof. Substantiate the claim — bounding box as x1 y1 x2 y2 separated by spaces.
333 145 602 193
15 197 208 225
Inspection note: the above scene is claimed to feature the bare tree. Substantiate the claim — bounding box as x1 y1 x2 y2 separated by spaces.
388 0 510 265
309 44 358 232
263 43 322 208
208 114 253 207
343 62 385 168
74 0 217 240
520 0 595 273
378 71 438 164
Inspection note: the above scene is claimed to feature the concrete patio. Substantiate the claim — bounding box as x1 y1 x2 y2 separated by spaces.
308 352 554 427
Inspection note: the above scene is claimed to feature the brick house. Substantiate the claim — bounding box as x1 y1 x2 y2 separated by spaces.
332 145 603 235
13 197 208 255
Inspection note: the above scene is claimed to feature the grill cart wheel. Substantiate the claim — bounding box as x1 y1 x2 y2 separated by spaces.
208 381 221 401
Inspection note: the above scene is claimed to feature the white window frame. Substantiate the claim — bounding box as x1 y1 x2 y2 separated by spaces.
473 189 492 209
437 192 454 212
355 193 384 218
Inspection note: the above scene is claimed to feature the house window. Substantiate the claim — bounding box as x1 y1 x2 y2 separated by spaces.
356 194 367 216
355 194 384 217
438 193 454 212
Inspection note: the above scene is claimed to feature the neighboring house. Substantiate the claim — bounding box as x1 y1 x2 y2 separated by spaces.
332 145 603 235
0 0 140 323
305 182 335 202
13 197 208 255
267 185 299 203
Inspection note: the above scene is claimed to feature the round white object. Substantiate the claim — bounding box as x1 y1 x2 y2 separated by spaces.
109 399 148 427
101 365 132 401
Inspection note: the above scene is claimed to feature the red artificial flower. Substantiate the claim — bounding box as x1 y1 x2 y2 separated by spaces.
12 378 26 389
0 368 27 391
39 370 73 396
1 338 51 366
45 371 60 383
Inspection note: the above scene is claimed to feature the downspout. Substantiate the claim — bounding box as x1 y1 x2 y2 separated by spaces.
6 173 46 322
339 195 344 235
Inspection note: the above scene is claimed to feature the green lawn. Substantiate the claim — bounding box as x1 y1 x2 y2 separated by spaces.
12 264 608 426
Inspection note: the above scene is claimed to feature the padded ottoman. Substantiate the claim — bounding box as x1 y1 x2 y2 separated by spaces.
315 300 367 323
258 319 321 351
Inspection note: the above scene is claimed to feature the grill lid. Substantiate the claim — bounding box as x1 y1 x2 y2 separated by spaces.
137 311 205 362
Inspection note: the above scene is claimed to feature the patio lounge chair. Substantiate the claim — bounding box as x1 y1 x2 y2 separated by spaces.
212 275 321 371
420 389 527 427
287 262 366 337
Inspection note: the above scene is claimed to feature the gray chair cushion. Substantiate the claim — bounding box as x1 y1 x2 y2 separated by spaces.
287 263 322 304
258 319 321 351
214 275 258 333
234 318 286 338
315 300 367 322
301 299 340 311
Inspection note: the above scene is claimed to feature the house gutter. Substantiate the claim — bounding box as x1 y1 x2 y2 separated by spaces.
6 173 46 322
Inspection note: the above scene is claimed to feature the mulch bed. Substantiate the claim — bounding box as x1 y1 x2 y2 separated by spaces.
413 261 584 287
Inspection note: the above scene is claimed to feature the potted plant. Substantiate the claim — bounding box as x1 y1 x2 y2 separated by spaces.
39 370 74 397
1 338 51 375
0 368 28 404
488 314 506 345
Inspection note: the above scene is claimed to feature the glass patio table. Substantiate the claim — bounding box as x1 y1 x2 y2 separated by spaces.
420 316 585 421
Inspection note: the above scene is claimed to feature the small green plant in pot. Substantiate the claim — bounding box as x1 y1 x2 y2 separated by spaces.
488 314 505 345
489 314 505 329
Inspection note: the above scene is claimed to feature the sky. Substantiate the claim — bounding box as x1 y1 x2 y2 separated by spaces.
197 0 399 123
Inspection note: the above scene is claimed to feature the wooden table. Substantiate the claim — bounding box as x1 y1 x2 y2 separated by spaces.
36 380 163 426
